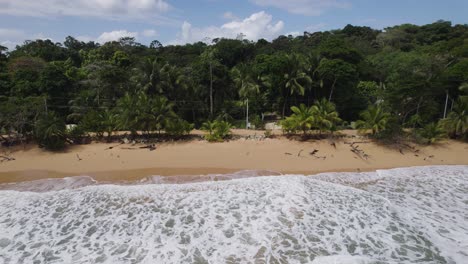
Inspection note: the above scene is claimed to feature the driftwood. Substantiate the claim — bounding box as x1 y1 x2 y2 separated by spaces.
76 154 82 161
0 155 15 162
309 149 326 160
140 144 157 151
285 152 292 155
309 149 319 156
349 142 370 160
105 142 124 150
298 149 304 157
344 141 371 145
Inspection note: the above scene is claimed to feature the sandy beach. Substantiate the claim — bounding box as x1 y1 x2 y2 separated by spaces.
1 129 467 184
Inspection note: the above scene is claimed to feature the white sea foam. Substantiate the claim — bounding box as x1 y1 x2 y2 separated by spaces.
0 165 466 263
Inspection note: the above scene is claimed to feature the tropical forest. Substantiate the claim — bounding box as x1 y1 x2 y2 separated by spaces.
1 20 467 149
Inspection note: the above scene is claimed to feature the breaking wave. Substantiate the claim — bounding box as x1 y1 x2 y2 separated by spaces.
0 165 467 263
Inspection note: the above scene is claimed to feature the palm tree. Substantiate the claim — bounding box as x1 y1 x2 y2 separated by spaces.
231 64 260 99
99 109 118 142
289 104 315 134
440 99 467 139
311 99 342 134
231 63 260 128
282 53 313 117
134 92 158 135
160 64 189 98
459 83 468 104
116 93 139 137
200 47 219 117
151 96 175 134
417 122 446 144
35 112 66 150
201 120 216 136
355 105 391 136
134 57 165 95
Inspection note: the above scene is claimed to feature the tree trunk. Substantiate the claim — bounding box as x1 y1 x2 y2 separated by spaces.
209 62 213 118
282 94 288 118
246 98 249 129
328 78 337 101
443 90 449 118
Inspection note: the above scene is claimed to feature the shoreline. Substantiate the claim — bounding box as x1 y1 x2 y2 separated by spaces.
1 129 467 184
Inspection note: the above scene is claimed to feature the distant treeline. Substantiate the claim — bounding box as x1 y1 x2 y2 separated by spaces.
0 20 467 149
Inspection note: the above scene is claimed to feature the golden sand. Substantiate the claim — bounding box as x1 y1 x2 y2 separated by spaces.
1 130 467 184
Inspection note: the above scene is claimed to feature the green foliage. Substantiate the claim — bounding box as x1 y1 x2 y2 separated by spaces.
415 122 446 144
165 118 194 136
201 120 232 142
356 105 391 136
35 112 67 150
281 99 341 135
311 99 342 133
440 100 468 140
0 96 45 141
284 104 315 134
67 125 87 144
1 21 468 148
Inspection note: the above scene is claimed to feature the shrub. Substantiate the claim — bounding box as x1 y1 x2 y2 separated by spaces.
202 120 232 142
415 122 446 144
165 118 194 136
374 116 403 141
35 112 67 150
280 118 298 134
264 129 273 138
67 124 87 144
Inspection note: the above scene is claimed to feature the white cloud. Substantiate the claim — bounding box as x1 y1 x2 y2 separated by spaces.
0 0 171 22
96 30 139 43
0 29 53 49
77 29 155 44
306 23 327 32
286 31 301 37
171 11 284 45
142 29 158 38
250 0 349 16
222 11 238 20
0 28 26 49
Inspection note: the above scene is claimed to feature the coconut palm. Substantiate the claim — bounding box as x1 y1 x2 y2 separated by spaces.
116 93 139 136
281 53 313 117
99 109 118 142
160 64 189 99
355 105 391 135
417 122 446 144
284 54 312 96
288 104 315 134
311 98 342 134
231 64 260 99
35 112 66 150
200 47 219 117
151 95 176 134
201 120 216 136
440 99 468 139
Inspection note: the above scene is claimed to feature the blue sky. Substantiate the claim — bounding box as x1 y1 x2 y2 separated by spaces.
0 0 467 50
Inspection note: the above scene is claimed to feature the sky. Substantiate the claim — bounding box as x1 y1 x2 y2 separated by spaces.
0 0 467 50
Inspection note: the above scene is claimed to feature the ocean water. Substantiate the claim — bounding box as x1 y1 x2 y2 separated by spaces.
0 166 467 264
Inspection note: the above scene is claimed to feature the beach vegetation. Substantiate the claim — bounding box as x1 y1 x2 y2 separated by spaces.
202 120 232 142
440 100 468 140
35 112 66 150
415 122 446 144
281 99 341 135
1 22 468 148
356 105 391 136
